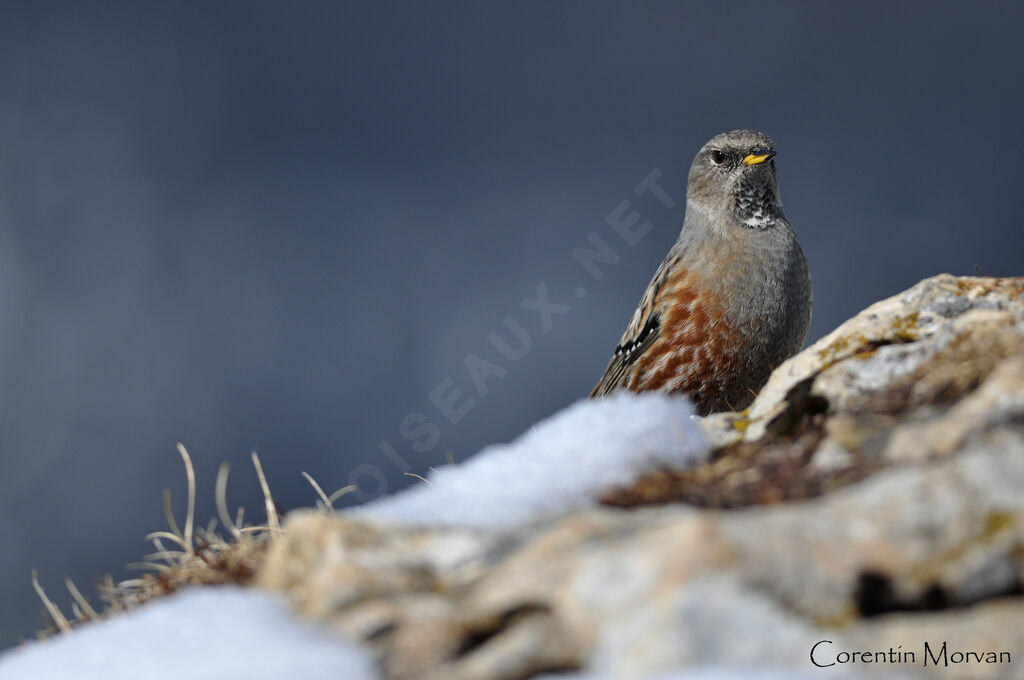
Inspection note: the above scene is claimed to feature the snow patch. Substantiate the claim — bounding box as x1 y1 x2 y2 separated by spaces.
0 587 375 680
359 392 707 528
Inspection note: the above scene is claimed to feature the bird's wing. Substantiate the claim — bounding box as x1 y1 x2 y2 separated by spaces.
590 254 679 397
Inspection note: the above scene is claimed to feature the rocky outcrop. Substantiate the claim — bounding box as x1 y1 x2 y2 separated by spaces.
257 275 1024 680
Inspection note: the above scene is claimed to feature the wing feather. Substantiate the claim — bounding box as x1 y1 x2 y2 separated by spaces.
590 254 681 397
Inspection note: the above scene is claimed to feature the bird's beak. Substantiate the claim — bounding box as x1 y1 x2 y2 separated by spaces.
741 150 776 166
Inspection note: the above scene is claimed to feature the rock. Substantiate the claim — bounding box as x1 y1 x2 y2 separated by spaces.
703 274 1024 446
255 274 1024 679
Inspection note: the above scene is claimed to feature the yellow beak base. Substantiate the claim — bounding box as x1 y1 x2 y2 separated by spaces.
741 153 773 166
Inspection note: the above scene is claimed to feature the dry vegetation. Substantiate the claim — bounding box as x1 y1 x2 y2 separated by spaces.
32 444 354 640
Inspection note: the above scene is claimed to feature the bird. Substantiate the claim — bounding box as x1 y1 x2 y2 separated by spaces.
590 130 812 415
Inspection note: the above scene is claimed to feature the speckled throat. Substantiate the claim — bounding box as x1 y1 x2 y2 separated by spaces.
733 170 782 229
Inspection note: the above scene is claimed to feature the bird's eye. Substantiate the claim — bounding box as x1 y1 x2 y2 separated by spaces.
710 150 727 165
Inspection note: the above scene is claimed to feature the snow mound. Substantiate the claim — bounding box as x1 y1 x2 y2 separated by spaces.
0 587 375 680
359 392 707 528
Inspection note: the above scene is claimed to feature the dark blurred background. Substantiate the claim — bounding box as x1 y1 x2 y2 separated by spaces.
1 1 1022 647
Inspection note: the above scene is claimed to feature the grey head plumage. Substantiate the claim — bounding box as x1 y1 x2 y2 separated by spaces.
685 129 784 233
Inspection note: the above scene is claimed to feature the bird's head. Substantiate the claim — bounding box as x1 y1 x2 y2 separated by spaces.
687 130 782 230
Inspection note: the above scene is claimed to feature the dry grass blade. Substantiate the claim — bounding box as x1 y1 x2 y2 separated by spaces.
32 571 71 634
64 578 99 621
147 536 180 567
162 489 181 541
216 462 242 540
326 484 357 506
176 443 196 554
143 531 188 552
300 473 356 510
126 562 173 573
251 452 279 532
141 549 187 564
238 526 266 534
302 471 332 509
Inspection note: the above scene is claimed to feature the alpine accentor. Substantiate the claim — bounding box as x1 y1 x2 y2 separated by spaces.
591 130 812 415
